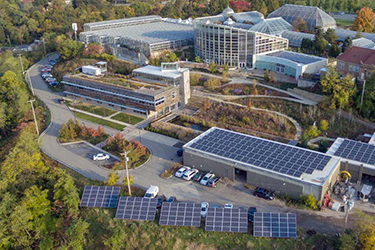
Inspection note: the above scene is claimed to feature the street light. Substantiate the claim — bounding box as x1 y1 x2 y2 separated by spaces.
121 150 132 196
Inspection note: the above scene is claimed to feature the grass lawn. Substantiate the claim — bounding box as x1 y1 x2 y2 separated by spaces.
335 19 354 27
74 112 125 131
111 112 144 125
68 102 117 117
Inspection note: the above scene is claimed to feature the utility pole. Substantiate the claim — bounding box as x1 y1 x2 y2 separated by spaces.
42 38 47 56
360 69 367 109
27 71 35 96
18 54 24 73
121 150 132 196
28 100 39 135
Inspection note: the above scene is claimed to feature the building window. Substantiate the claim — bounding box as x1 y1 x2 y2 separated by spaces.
348 64 360 73
337 61 344 70
172 92 176 99
108 104 114 107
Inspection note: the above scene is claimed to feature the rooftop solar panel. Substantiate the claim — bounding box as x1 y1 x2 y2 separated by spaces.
253 212 297 238
159 202 201 227
205 207 248 233
333 139 375 166
80 186 120 208
187 128 331 179
115 197 157 221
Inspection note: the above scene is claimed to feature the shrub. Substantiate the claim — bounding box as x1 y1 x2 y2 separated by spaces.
299 194 318 210
161 163 182 179
204 78 221 90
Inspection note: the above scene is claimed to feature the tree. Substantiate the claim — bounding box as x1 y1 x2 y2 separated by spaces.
314 27 328 54
194 56 202 63
166 52 178 62
56 38 83 60
350 0 360 12
352 7 375 33
106 172 119 186
355 210 375 250
252 79 258 96
63 219 89 250
328 44 341 57
209 61 216 73
299 194 318 210
82 43 105 57
319 120 329 131
292 16 307 31
339 230 357 250
355 31 363 38
301 38 314 53
123 174 133 187
306 125 320 138
229 0 250 12
264 70 269 82
242 116 250 124
324 28 338 44
342 36 353 52
267 0 279 13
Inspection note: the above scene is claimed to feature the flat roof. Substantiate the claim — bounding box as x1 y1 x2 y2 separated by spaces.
327 138 375 170
184 127 340 186
81 20 194 45
83 16 161 29
266 50 325 65
133 65 187 79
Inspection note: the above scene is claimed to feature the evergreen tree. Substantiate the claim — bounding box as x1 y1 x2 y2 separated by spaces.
314 27 328 54
324 28 338 44
343 36 353 51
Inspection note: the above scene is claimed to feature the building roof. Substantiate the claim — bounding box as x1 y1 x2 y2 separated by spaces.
335 28 375 43
352 38 375 49
337 46 375 65
133 65 187 79
267 4 336 31
249 17 292 36
327 138 375 170
184 127 340 186
80 20 193 45
83 16 161 31
194 10 264 25
281 31 315 47
266 50 325 65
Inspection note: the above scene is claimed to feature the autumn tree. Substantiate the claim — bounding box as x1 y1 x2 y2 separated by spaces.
292 16 307 32
56 36 83 60
209 61 216 73
82 43 105 57
319 120 329 131
106 172 119 186
352 7 375 33
229 0 250 12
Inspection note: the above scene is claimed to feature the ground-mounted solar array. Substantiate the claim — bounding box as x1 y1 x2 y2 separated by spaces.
205 207 248 233
115 197 158 221
80 186 120 208
253 212 297 238
159 202 201 227
334 139 375 165
188 128 332 178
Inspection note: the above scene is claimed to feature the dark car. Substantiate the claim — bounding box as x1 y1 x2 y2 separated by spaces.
193 172 204 182
248 207 257 222
207 177 221 187
58 98 65 104
253 188 274 200
177 149 183 156
167 196 177 202
156 195 167 208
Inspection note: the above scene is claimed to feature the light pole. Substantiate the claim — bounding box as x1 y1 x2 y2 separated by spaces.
28 100 39 135
121 150 131 196
26 71 35 96
18 54 24 73
360 69 367 109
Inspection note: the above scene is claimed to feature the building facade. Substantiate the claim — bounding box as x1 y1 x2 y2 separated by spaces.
63 63 190 118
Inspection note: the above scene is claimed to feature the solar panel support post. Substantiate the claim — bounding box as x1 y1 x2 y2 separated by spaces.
121 150 132 196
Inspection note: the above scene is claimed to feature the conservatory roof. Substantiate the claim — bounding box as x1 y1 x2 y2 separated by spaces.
281 31 315 46
267 4 336 30
352 38 375 49
249 18 292 36
335 29 375 43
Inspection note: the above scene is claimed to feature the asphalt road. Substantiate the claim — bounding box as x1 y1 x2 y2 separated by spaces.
31 54 359 233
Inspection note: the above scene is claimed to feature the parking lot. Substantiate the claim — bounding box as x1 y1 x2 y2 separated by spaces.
62 141 120 167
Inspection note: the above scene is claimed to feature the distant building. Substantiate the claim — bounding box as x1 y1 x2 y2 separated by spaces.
281 31 315 47
352 38 375 50
80 16 194 64
268 4 336 31
336 46 375 81
63 62 190 118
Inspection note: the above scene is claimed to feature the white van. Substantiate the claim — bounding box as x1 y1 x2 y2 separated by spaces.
144 185 159 198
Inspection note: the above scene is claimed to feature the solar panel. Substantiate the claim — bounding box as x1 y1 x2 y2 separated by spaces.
80 186 120 208
188 128 331 178
253 212 297 238
115 197 157 221
159 202 201 227
205 207 248 233
333 139 375 165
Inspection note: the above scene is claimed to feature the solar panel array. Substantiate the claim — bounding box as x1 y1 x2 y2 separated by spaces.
205 207 248 233
253 212 297 238
334 139 375 165
115 197 157 221
188 128 331 178
80 186 120 208
159 202 201 227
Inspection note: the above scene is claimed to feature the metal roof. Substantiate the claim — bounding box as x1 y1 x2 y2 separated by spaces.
83 16 161 30
353 38 375 49
266 50 325 64
133 65 186 79
335 28 375 43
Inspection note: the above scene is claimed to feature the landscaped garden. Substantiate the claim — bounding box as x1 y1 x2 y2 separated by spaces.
111 112 144 125
102 132 150 170
74 112 125 130
213 82 291 98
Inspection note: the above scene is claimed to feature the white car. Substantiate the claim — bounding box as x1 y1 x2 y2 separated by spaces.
201 202 209 218
200 172 215 185
182 169 199 180
144 185 159 198
224 203 233 209
175 166 191 178
92 153 110 161
42 74 53 79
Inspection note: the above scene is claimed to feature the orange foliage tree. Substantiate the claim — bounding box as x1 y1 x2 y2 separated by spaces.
352 7 375 33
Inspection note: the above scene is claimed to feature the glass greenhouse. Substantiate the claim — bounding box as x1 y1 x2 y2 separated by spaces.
267 4 336 31
249 17 292 36
281 31 315 47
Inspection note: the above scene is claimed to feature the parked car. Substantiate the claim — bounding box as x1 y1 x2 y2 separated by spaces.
42 73 53 79
193 172 205 182
176 149 183 156
167 196 177 202
175 166 191 178
41 69 51 73
248 207 257 222
253 187 274 200
156 195 167 208
207 177 221 187
200 172 215 185
45 78 57 83
182 168 199 180
224 203 233 209
49 81 59 86
200 202 209 217
42 65 52 69
92 153 110 161
144 185 159 198
58 98 65 104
